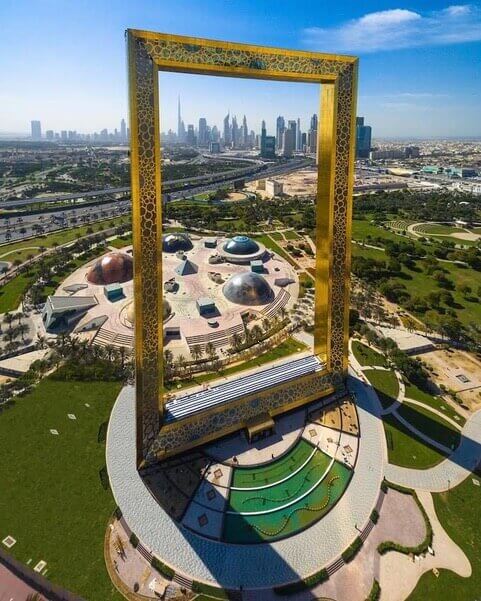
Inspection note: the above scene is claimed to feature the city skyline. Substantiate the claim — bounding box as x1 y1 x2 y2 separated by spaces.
1 1 481 138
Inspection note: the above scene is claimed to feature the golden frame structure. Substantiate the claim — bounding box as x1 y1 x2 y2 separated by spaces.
127 29 358 466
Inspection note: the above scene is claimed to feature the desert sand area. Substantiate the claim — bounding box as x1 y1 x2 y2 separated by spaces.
416 348 481 409
246 167 318 198
450 231 481 241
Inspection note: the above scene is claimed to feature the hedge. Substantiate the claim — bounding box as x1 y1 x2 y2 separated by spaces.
151 556 175 580
370 509 379 524
365 579 381 601
377 481 433 556
273 568 329 595
99 466 110 490
342 536 363 563
129 532 139 548
191 581 230 598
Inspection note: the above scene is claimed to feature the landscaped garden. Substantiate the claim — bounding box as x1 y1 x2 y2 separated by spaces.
383 412 450 469
352 340 388 368
363 368 399 410
0 377 123 600
397 402 460 452
408 474 481 601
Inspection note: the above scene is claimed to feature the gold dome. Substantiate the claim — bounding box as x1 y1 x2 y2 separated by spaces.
87 252 133 285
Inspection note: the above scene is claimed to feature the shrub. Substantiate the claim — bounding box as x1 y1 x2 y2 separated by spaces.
191 581 229 598
97 420 108 443
99 466 110 490
342 536 363 563
365 579 381 601
129 532 139 548
273 568 329 595
113 506 122 520
370 509 379 524
151 556 174 580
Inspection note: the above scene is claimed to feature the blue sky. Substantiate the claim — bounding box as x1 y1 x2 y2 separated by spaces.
1 0 480 137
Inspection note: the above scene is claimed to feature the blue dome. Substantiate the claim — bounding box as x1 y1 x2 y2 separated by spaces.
223 235 260 256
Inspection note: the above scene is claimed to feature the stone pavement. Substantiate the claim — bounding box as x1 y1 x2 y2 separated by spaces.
106 376 384 589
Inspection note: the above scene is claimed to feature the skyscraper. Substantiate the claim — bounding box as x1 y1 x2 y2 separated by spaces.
296 118 302 151
241 115 248 148
356 117 372 159
177 96 186 143
283 122 296 157
308 114 318 154
31 120 41 140
231 115 239 149
198 118 208 146
120 118 127 142
223 112 231 148
276 116 285 151
260 120 276 159
186 124 196 147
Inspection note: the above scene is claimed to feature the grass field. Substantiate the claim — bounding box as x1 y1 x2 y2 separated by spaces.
413 223 459 235
352 219 408 243
269 231 284 241
408 475 481 601
351 341 388 368
0 378 123 600
253 234 298 266
284 230 301 240
383 412 449 469
0 216 129 264
363 368 399 410
164 337 306 392
404 383 465 426
397 402 460 452
109 235 132 249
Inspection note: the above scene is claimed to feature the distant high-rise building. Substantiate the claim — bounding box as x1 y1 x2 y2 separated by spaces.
46 130 54 141
308 114 318 154
301 132 307 150
60 130 67 140
241 115 248 148
198 117 208 146
211 125 220 142
186 124 196 147
223 112 231 147
282 122 296 157
296 118 302 151
31 120 41 140
260 120 276 159
120 118 127 142
276 115 285 150
356 116 372 159
231 115 239 148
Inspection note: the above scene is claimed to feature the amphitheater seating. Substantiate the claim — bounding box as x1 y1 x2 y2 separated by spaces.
261 289 290 319
185 323 244 351
93 327 134 349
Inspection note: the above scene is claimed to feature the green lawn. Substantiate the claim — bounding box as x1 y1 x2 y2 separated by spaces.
383 412 449 469
0 215 129 264
404 383 465 426
352 219 408 243
351 341 388 368
284 230 301 240
0 271 36 313
364 368 399 410
164 337 306 392
269 231 284 241
253 234 298 267
397 402 460 452
414 223 458 235
408 475 481 601
0 378 123 600
109 235 132 249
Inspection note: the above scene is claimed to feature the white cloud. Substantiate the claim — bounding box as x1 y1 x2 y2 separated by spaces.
303 5 481 53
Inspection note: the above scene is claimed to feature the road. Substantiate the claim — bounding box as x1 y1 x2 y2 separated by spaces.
0 159 310 245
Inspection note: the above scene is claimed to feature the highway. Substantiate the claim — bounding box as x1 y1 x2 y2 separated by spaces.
0 159 311 244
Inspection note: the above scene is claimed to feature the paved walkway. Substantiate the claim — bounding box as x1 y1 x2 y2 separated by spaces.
106 375 385 589
385 407 481 491
0 564 46 601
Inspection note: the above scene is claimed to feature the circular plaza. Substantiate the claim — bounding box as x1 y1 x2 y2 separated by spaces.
106 377 385 590
49 232 298 360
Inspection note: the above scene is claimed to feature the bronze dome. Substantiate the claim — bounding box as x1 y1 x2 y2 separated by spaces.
87 252 133 285
223 272 273 306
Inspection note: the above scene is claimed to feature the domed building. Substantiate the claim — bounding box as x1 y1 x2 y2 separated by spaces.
162 233 193 253
219 235 266 264
87 252 133 285
223 272 273 306
125 299 171 325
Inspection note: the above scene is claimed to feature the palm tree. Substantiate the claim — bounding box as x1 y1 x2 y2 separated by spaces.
190 344 203 363
262 318 271 334
251 324 263 342
205 342 217 361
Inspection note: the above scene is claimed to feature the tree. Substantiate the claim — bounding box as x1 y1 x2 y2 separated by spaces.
190 344 203 362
